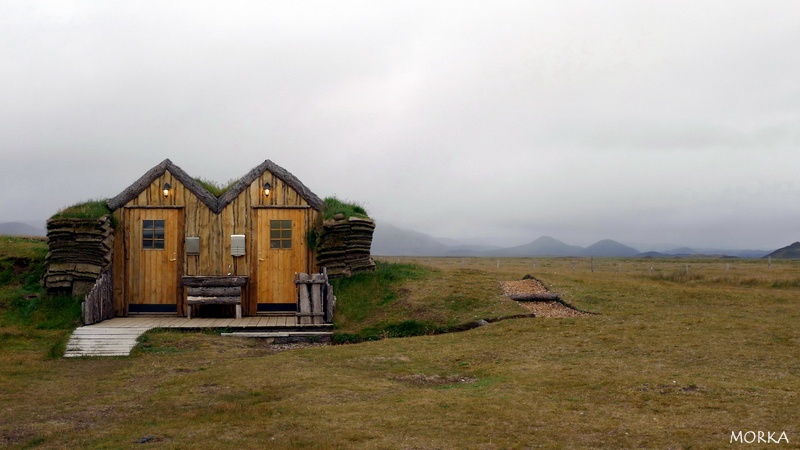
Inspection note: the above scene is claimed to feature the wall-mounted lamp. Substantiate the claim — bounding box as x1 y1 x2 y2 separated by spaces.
263 182 271 197
162 182 172 198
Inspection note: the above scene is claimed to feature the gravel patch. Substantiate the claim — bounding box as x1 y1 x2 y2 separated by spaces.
499 278 588 318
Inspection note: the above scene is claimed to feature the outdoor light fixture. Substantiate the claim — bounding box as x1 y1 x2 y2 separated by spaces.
263 182 271 197
162 182 171 198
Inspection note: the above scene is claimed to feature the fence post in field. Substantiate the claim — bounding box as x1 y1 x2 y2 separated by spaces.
768 257 772 269
591 257 594 273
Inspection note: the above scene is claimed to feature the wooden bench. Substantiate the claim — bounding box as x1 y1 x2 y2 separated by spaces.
181 276 247 319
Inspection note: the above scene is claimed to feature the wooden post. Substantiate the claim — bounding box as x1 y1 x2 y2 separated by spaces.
311 273 325 325
591 257 594 273
297 273 312 325
325 282 335 323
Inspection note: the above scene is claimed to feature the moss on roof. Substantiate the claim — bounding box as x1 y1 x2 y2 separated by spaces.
193 177 237 197
323 197 369 220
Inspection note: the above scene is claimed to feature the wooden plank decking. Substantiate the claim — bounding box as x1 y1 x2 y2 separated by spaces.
64 315 332 357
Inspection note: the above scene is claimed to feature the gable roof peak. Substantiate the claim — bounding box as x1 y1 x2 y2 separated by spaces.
107 158 324 213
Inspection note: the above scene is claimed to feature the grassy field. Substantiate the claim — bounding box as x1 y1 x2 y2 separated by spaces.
1 242 799 448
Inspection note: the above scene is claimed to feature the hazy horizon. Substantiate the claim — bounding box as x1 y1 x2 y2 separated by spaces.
2 1 798 251
0 217 785 252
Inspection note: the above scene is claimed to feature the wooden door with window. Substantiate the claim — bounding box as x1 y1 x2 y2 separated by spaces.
125 208 183 314
254 208 308 312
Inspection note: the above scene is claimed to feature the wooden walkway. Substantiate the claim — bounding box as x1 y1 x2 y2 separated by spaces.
64 316 332 358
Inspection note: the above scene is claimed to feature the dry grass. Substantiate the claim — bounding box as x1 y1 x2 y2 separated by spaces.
1 256 799 448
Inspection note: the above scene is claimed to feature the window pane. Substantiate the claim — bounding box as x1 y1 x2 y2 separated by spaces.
270 220 281 228
270 240 280 249
281 240 292 249
281 230 292 239
270 230 281 239
282 220 292 229
142 219 166 250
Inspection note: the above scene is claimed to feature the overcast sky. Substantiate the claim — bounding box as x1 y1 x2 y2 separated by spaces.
2 1 799 250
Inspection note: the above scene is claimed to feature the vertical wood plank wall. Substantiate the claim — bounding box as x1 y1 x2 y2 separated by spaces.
112 169 321 316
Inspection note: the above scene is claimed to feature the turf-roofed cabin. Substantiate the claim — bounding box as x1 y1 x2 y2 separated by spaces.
107 159 323 317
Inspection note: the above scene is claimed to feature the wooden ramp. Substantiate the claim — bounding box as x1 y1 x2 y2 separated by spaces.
65 326 151 357
64 316 333 357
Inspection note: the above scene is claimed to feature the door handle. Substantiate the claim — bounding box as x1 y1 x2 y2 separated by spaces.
258 251 266 261
169 253 177 262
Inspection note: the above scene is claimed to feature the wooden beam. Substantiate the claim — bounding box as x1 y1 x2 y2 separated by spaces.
181 276 248 287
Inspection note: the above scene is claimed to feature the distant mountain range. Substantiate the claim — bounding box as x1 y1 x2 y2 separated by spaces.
0 220 786 258
0 221 46 237
372 224 774 258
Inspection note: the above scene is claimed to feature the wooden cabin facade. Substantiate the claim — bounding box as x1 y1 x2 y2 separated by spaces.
106 159 324 317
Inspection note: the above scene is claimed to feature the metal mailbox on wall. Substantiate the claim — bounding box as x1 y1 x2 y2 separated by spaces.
231 235 246 257
186 237 200 255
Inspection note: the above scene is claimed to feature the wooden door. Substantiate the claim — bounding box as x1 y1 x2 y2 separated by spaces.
254 208 308 311
125 208 183 314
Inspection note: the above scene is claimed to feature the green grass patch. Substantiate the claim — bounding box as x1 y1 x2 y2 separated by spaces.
0 238 81 361
331 261 428 327
0 236 48 261
330 260 527 342
50 199 112 220
3 294 82 330
323 196 369 220
194 177 237 197
0 248 79 331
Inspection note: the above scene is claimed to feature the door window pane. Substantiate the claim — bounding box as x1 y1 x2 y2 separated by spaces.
270 219 292 249
143 219 165 250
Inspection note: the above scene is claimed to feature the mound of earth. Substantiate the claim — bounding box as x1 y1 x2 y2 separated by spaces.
499 277 587 318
